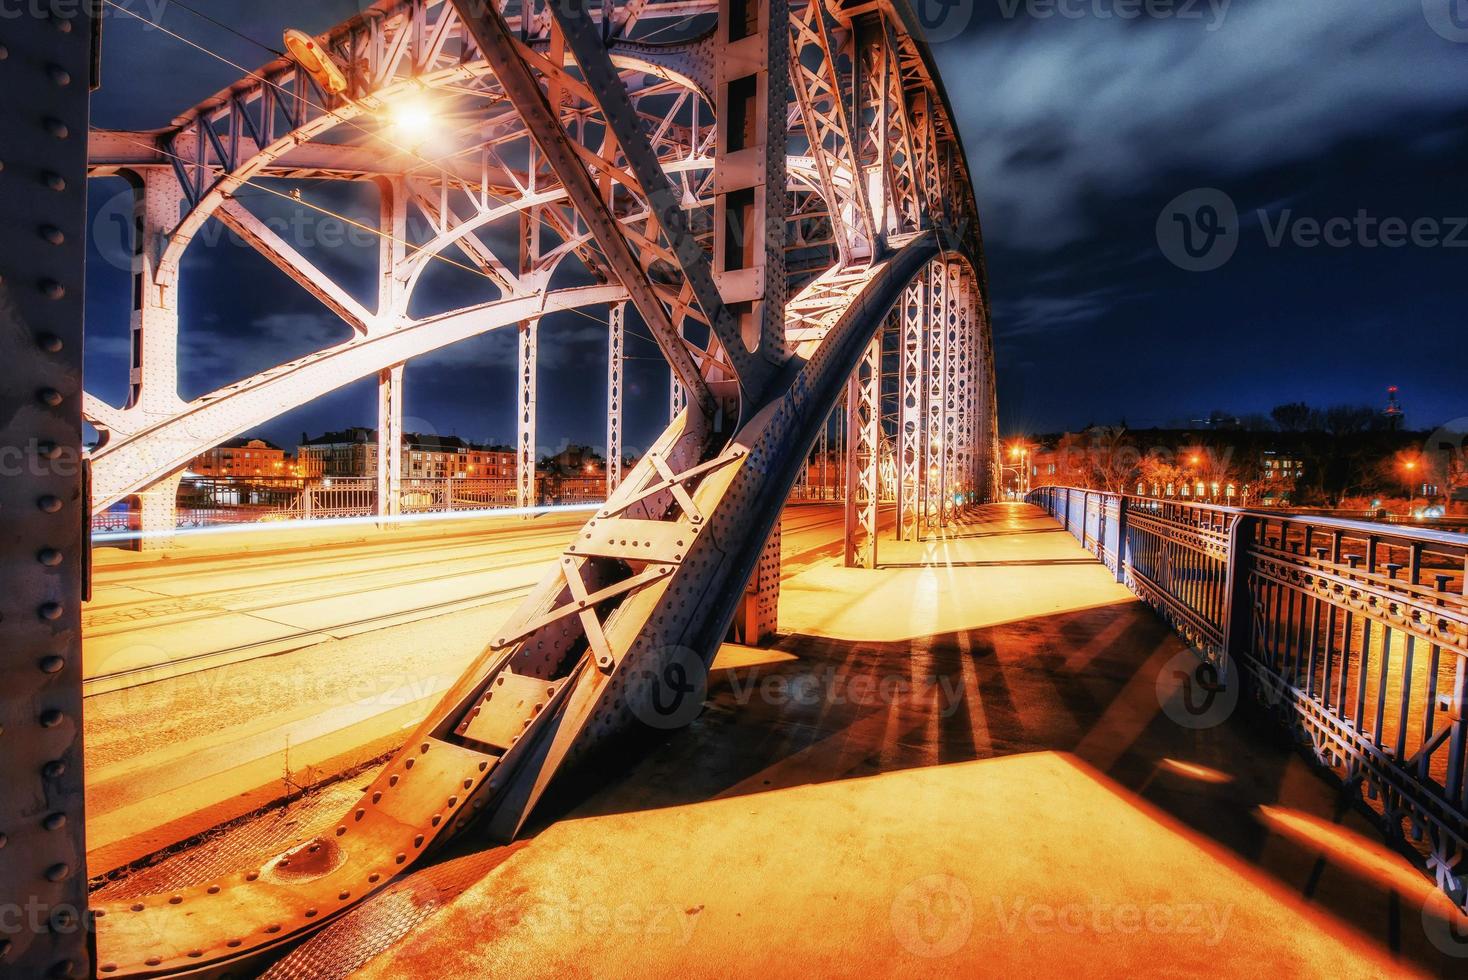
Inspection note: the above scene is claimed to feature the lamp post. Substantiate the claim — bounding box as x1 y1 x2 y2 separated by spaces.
1402 459 1418 517
1003 443 1031 499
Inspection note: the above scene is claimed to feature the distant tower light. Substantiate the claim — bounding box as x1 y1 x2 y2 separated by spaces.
1384 385 1403 431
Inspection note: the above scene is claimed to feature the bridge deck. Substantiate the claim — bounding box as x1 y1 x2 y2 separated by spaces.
274 503 1465 977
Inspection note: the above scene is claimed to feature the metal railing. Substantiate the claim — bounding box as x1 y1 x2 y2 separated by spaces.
1029 486 1468 910
91 476 552 532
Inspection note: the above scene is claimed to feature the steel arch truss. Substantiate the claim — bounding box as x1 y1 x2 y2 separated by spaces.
33 0 997 974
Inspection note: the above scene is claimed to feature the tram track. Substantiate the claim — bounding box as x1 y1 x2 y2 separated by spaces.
85 508 849 698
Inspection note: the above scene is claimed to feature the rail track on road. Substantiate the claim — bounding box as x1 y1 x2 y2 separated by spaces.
85 509 848 698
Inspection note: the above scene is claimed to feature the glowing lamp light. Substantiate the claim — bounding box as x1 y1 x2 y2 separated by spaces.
388 96 437 146
283 29 348 95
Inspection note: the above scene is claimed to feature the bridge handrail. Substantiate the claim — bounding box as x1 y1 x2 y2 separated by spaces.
1026 485 1468 912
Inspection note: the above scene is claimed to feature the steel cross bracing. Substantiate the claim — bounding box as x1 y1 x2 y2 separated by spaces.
0 0 993 973
843 324 883 568
607 301 625 493
896 274 924 539
82 0 983 531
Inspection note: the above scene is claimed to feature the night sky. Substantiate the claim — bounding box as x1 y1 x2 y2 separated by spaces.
84 0 1468 458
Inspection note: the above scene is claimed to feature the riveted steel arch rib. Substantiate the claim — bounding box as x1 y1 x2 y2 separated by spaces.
90 232 950 976
86 284 628 512
450 0 715 418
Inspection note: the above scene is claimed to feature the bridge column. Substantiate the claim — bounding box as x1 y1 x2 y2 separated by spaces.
607 302 624 494
952 266 972 506
711 0 790 371
376 363 404 522
923 259 948 530
942 262 962 515
844 329 882 568
517 318 538 509
734 526 781 645
126 169 187 425
0 12 96 975
897 275 925 539
123 169 189 554
136 472 184 551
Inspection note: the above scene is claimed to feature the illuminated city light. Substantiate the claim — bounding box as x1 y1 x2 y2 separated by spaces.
91 502 603 544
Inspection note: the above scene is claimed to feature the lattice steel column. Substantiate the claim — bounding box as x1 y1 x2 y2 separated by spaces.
818 414 830 499
923 258 947 529
517 318 538 508
606 302 624 494
668 367 685 424
977 295 1001 501
376 363 404 520
855 25 889 239
941 261 962 516
897 274 925 539
954 266 974 502
713 0 790 385
0 11 95 977
844 329 882 568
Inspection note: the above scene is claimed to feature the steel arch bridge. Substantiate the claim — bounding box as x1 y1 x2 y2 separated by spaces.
1 0 993 976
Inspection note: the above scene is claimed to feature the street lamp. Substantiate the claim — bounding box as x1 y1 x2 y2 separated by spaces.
1402 459 1419 516
387 94 438 146
284 28 439 148
1003 441 1031 498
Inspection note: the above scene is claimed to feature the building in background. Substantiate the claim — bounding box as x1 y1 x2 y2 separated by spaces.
296 428 516 481
188 438 291 478
1021 420 1436 512
539 444 606 503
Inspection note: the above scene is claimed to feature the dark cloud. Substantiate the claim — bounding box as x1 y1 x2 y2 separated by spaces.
937 1 1468 248
82 0 1468 451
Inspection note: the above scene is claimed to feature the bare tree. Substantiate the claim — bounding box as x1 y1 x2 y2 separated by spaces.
1271 402 1314 432
1324 404 1376 436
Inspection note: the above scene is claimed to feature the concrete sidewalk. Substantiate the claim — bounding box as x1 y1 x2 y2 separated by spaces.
284 502 1467 978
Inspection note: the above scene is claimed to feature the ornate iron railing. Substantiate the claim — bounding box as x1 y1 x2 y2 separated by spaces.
1028 486 1468 911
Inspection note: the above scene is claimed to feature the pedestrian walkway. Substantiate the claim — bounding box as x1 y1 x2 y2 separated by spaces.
268 503 1467 978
